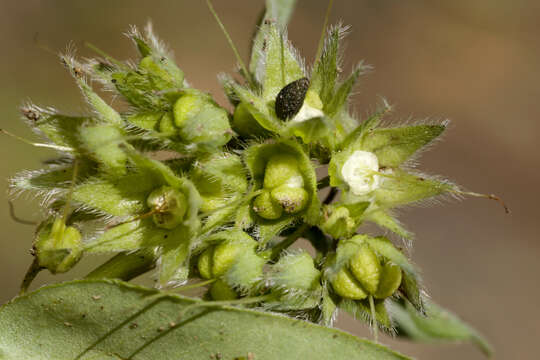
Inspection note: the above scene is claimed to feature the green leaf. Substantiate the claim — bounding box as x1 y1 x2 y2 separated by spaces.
389 299 492 357
0 279 409 359
360 124 446 167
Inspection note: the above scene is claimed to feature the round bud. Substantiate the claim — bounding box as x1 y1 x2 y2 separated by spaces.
263 154 302 190
173 93 205 127
197 247 214 279
331 268 368 300
253 189 283 220
35 218 83 274
349 244 381 294
374 262 402 299
270 185 309 214
209 279 238 300
146 186 188 229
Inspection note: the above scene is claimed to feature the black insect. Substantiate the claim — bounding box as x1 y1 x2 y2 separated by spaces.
275 77 310 120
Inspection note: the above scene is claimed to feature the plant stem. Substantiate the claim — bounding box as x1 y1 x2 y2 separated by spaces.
206 0 256 89
369 295 378 343
270 223 310 260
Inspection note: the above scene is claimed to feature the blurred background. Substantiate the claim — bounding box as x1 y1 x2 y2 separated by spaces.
0 0 538 358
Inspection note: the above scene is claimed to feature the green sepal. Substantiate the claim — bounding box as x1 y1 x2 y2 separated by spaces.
320 202 369 239
158 230 191 287
371 170 457 208
310 25 343 105
268 251 320 291
225 78 282 133
249 0 298 78
10 159 94 198
34 218 83 274
78 124 127 176
364 208 413 240
359 124 446 167
339 297 393 332
389 299 492 357
25 107 93 150
223 251 265 294
85 248 157 281
72 172 159 217
172 91 232 150
320 281 338 326
325 64 365 118
261 24 305 102
190 152 247 213
232 102 270 138
84 218 168 253
124 111 163 131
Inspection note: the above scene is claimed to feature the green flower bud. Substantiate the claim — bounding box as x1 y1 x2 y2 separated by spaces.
139 56 184 90
270 185 309 214
34 218 83 274
209 279 238 300
173 93 205 127
158 112 176 136
320 206 356 239
331 268 368 300
374 262 402 299
349 244 381 294
263 154 303 189
197 237 257 279
253 189 283 220
146 186 187 229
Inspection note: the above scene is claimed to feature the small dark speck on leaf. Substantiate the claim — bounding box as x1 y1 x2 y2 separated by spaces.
64 322 72 327
92 295 102 300
157 326 165 332
333 334 338 338
129 323 138 329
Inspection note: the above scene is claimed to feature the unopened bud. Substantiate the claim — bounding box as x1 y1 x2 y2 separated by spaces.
270 185 309 214
146 186 187 229
253 189 283 220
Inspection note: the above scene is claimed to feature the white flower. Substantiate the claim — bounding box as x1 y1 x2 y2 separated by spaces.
341 150 381 195
291 102 325 123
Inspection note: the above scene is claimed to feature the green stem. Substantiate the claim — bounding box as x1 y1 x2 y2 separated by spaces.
369 295 378 343
270 223 310 260
206 0 256 89
19 259 42 295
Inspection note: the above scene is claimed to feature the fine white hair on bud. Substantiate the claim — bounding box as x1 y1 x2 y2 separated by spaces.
341 150 380 195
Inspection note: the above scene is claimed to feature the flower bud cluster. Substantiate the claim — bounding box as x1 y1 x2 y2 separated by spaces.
253 154 309 220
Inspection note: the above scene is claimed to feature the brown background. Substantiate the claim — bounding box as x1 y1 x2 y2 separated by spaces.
0 1 538 359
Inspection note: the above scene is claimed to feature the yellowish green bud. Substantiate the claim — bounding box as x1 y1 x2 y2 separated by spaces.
263 154 302 189
173 93 205 127
209 279 238 300
35 218 83 274
253 189 283 220
374 262 402 299
331 268 368 300
349 244 381 294
270 185 309 214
